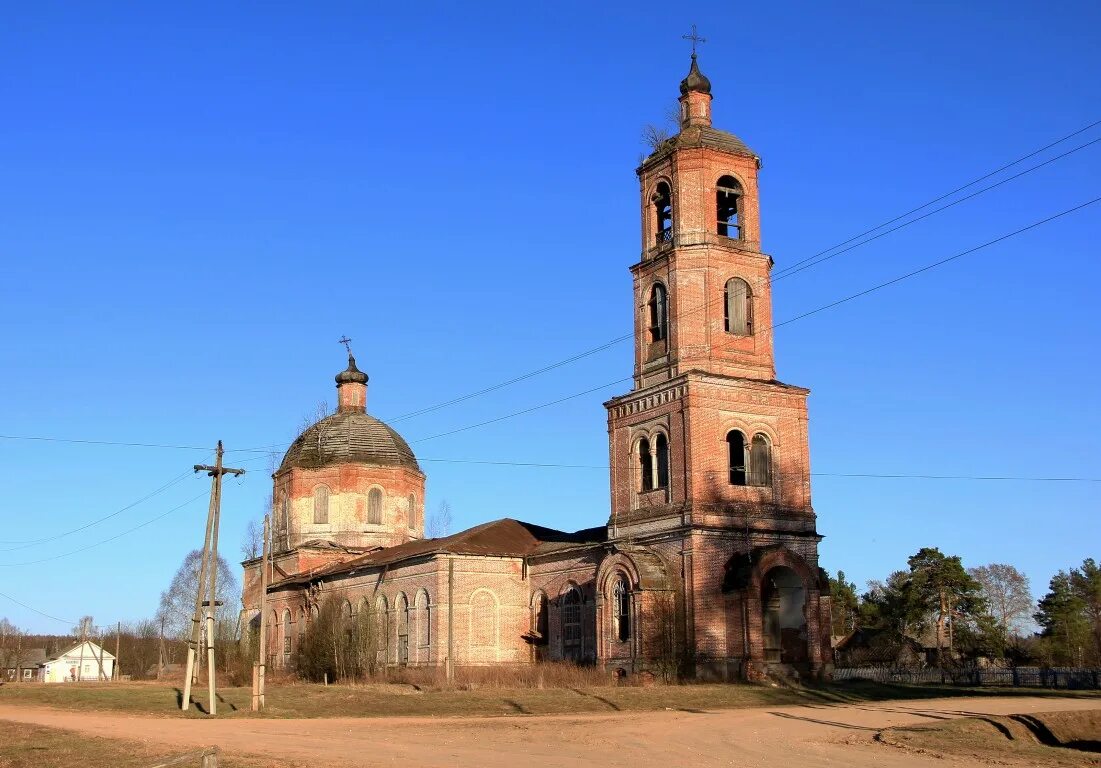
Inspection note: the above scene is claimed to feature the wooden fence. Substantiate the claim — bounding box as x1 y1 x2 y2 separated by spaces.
833 666 1101 689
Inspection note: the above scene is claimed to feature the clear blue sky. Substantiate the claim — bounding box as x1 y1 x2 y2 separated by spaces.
1 2 1098 633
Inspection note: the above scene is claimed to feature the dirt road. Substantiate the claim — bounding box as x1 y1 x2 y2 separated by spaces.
1 695 1098 767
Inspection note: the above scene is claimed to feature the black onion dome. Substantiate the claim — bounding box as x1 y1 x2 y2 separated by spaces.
279 411 420 473
335 354 368 385
679 54 712 95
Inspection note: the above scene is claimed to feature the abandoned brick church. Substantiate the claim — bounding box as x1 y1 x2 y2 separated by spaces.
242 54 833 681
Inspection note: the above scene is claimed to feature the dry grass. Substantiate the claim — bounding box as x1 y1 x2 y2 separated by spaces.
877 709 1101 766
1 677 1098 720
0 720 303 768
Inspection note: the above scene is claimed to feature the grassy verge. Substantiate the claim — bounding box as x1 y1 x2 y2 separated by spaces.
1 679 1099 720
0 720 300 768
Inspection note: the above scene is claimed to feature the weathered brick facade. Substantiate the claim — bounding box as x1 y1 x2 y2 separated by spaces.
241 55 831 681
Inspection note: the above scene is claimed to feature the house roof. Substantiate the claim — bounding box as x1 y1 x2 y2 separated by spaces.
271 518 607 587
47 641 116 663
2 648 47 667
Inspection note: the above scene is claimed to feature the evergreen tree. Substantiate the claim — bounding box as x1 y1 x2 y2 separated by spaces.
903 548 984 663
828 570 859 635
1035 559 1100 666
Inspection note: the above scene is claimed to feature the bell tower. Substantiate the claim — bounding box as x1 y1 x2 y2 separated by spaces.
605 53 832 680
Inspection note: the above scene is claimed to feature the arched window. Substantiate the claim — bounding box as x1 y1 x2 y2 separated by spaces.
638 438 653 492
312 485 330 525
727 430 747 486
367 488 383 525
531 592 548 640
562 588 582 661
648 283 668 343
749 433 773 487
716 175 743 238
470 590 498 649
281 494 291 549
374 596 389 663
724 277 753 335
281 609 292 656
653 181 672 244
407 494 416 529
655 433 669 489
396 593 410 665
612 576 631 642
415 590 431 647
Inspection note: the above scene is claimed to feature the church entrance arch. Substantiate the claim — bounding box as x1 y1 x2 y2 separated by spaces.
761 566 807 664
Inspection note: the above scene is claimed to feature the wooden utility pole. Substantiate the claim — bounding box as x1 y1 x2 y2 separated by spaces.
252 514 270 711
115 621 121 681
181 441 244 714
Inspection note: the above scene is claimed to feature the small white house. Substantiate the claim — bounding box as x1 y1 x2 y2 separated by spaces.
41 641 115 683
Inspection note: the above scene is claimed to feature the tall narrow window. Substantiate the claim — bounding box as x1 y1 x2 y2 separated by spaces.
717 175 742 238
724 277 753 335
312 485 330 524
532 592 548 640
562 588 582 660
368 488 383 525
407 494 417 529
727 430 747 486
653 181 672 244
655 433 669 489
749 433 773 487
281 495 291 548
638 438 653 492
282 610 292 655
612 576 631 642
397 593 410 666
416 590 431 647
648 283 668 343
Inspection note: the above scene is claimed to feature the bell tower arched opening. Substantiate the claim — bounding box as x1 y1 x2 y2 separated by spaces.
762 566 807 664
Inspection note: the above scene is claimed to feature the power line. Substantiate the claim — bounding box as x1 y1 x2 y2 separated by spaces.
0 588 75 626
768 135 1101 284
0 491 210 568
0 469 196 549
419 458 1101 482
407 195 1101 446
0 434 214 451
771 118 1101 279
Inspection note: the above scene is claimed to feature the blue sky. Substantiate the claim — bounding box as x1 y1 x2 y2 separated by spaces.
1 1 1098 633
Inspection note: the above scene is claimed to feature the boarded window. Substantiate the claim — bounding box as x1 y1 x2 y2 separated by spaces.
532 592 548 640
407 494 417 529
375 597 389 662
368 488 383 525
312 485 329 525
613 576 631 642
638 438 653 492
749 433 773 487
655 433 669 489
470 590 497 648
727 431 747 486
724 277 752 335
717 175 743 238
648 283 668 343
416 590 431 647
653 182 672 244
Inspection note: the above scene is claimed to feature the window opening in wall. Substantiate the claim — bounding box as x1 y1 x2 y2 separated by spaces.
397 594 410 666
312 485 329 525
368 488 382 525
727 430 747 486
749 433 773 487
613 576 631 642
562 588 582 662
638 438 654 492
653 182 672 244
282 610 291 655
281 495 291 549
648 283 668 344
417 591 431 647
724 277 753 335
655 433 669 489
407 494 416 529
716 175 742 238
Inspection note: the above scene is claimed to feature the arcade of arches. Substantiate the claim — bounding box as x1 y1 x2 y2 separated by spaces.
241 54 832 682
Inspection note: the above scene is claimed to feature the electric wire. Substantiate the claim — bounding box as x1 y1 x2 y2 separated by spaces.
0 469 196 549
0 589 75 626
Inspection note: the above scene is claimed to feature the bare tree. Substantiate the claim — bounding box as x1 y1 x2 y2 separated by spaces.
643 591 680 682
426 500 453 539
157 550 239 642
297 400 331 437
969 563 1034 635
641 101 682 151
241 514 265 560
0 618 24 682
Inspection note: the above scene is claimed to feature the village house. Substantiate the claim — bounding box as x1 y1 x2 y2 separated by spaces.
40 641 116 683
242 54 832 682
2 648 47 682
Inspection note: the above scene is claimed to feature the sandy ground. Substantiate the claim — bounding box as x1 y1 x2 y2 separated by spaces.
1 695 1099 767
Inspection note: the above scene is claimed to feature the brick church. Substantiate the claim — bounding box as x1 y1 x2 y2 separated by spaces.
242 54 832 681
